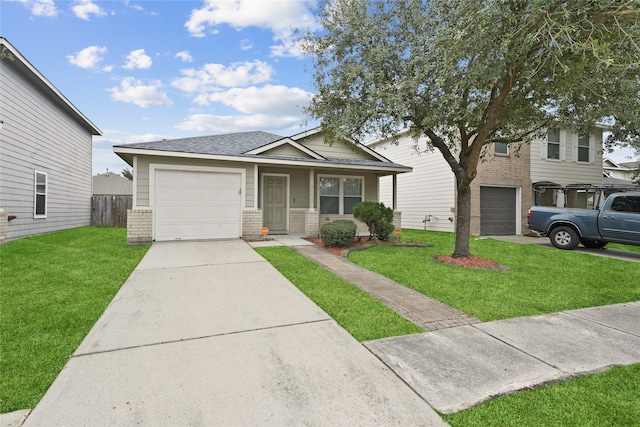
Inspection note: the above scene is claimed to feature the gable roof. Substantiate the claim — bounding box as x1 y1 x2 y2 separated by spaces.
1 37 102 136
114 128 411 174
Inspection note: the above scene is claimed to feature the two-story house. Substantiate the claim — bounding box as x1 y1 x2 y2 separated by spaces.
0 37 102 242
370 128 604 236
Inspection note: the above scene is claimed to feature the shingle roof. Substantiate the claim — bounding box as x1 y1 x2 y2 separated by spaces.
116 131 283 156
93 172 133 195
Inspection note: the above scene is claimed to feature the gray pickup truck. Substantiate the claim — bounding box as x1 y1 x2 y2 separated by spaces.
527 192 640 250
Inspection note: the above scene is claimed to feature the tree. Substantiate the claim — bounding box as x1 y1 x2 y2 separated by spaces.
121 168 133 181
302 0 640 258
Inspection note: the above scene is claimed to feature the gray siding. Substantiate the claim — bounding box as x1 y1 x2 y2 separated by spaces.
0 58 93 240
299 133 376 161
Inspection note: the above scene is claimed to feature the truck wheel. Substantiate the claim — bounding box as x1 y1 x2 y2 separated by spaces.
549 226 580 250
580 239 608 249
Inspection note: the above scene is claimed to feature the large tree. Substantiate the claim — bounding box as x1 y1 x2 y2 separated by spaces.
302 0 640 258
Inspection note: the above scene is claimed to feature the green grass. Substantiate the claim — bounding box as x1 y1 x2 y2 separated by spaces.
0 227 149 413
607 242 640 253
254 246 423 341
347 230 640 321
443 363 640 427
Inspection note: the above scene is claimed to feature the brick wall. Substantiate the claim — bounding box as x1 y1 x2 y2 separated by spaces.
127 208 152 246
242 209 263 238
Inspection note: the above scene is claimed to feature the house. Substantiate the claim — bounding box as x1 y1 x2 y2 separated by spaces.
113 128 411 245
92 172 133 196
370 127 605 236
603 158 639 182
0 37 102 242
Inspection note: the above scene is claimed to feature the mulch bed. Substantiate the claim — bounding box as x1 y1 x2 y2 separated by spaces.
308 237 507 270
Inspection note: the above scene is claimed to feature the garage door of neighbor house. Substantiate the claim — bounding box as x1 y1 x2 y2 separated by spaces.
154 169 242 241
480 187 517 235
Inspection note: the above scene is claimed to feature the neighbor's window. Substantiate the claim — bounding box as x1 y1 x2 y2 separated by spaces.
494 142 508 155
34 171 47 218
547 129 560 160
577 134 590 162
319 176 363 215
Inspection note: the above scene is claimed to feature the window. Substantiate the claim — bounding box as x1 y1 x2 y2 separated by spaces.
494 142 508 155
34 171 47 218
577 134 590 162
547 129 560 160
319 176 363 214
610 196 640 214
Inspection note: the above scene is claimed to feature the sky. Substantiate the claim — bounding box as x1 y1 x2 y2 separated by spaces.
2 0 320 175
1 0 637 176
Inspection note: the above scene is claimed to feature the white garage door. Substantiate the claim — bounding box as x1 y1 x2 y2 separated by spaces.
154 169 242 241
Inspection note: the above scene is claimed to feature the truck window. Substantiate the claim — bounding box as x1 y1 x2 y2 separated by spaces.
610 196 640 214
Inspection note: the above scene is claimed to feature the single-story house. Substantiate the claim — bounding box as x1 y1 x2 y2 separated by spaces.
0 37 102 243
113 128 411 245
92 172 133 196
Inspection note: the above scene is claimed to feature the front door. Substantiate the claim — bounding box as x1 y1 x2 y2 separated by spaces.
264 175 287 232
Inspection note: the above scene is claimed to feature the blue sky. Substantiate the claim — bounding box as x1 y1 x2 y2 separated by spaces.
1 0 636 176
2 0 319 174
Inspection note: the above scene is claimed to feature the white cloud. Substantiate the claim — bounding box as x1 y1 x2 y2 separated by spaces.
67 45 108 69
72 0 106 20
239 39 253 51
175 50 193 62
184 0 318 57
171 60 273 93
123 49 152 70
109 77 173 108
19 0 58 17
197 85 312 115
176 113 301 133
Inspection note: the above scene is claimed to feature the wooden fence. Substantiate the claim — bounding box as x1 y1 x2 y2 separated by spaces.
91 196 133 227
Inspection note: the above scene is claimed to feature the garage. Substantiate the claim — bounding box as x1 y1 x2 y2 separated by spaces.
480 186 517 235
153 168 242 241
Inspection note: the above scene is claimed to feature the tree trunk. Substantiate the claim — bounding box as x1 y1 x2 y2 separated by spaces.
453 177 472 258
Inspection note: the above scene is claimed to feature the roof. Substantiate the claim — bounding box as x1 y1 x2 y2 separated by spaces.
0 37 102 136
92 172 133 196
114 129 412 174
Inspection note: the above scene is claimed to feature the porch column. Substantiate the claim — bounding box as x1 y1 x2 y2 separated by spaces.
392 174 398 210
309 168 315 209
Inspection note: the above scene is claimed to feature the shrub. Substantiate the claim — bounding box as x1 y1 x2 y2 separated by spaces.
320 220 358 248
352 201 395 241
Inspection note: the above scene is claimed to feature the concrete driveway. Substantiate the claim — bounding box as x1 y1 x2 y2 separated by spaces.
23 239 445 426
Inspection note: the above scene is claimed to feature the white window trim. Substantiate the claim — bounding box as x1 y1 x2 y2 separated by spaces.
318 174 365 215
34 170 48 219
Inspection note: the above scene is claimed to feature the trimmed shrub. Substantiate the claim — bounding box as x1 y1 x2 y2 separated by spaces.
353 201 395 241
320 220 357 248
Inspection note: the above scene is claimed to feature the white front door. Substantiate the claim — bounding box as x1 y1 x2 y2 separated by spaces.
154 169 242 241
264 175 287 232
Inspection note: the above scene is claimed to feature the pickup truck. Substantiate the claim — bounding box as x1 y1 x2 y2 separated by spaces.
527 192 640 250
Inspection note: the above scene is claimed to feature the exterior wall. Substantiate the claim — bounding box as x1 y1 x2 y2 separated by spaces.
298 133 376 160
470 143 532 235
0 209 7 241
530 129 603 186
242 208 263 237
134 156 256 208
373 134 455 232
126 208 152 245
0 53 93 241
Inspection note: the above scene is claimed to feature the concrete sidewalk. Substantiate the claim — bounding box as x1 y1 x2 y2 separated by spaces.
366 302 640 413
22 239 446 426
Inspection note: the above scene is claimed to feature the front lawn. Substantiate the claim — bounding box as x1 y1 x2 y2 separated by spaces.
0 227 149 413
254 246 423 341
347 230 640 321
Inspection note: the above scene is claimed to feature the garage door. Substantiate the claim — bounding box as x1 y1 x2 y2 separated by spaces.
154 169 242 241
480 187 517 235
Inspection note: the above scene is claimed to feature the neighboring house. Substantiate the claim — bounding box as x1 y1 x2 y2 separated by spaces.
370 127 604 236
603 158 639 182
0 37 102 242
92 172 133 196
113 128 411 245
